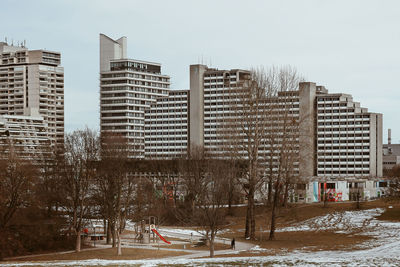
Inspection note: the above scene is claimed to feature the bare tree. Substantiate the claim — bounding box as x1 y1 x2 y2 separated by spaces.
224 69 268 240
198 160 231 257
178 146 208 217
95 132 132 255
36 142 63 217
386 164 400 198
0 142 38 234
223 66 304 240
59 128 99 252
176 150 231 257
263 67 304 241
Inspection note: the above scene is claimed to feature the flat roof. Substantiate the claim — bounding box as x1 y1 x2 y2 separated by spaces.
110 58 161 67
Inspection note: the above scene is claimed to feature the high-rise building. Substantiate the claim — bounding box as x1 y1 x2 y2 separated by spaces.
315 87 383 178
143 64 383 179
144 89 189 159
0 41 64 149
99 34 170 158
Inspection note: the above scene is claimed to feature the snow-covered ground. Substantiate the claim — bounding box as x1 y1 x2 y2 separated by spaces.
277 207 400 253
3 208 400 266
3 252 400 267
277 208 384 233
158 227 232 238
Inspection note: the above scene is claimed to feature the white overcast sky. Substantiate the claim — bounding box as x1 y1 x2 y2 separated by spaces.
1 0 399 143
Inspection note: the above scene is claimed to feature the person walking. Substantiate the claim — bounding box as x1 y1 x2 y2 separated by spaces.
231 238 235 250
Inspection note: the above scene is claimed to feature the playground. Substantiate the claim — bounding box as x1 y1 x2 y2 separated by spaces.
3 201 400 266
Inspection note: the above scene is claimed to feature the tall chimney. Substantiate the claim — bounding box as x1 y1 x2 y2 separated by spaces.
388 128 392 145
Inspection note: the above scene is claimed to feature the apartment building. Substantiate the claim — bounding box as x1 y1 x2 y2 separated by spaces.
316 87 383 178
0 42 64 149
193 67 315 179
144 64 382 179
0 114 49 158
100 34 170 158
144 89 189 159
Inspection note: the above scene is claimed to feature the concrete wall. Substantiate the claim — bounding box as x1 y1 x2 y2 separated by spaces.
299 82 317 179
376 113 383 176
306 181 319 202
369 113 383 177
189 64 207 153
337 181 349 201
26 65 40 116
27 50 42 64
99 34 127 72
0 42 26 53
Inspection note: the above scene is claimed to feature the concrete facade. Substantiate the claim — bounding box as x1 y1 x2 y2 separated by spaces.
99 34 127 72
144 89 189 159
316 92 383 178
0 42 64 149
144 64 383 180
0 114 49 158
99 34 170 158
189 64 207 151
299 82 317 179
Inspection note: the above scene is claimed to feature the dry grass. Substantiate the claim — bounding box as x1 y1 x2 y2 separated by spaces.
7 248 188 262
222 199 390 238
217 200 392 255
377 204 400 222
257 231 369 252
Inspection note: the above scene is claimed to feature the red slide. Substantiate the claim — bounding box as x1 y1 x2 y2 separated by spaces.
151 229 171 244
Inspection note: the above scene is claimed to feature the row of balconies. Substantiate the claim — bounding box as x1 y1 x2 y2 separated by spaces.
101 76 170 86
317 168 370 171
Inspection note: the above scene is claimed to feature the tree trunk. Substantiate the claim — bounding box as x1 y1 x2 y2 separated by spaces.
250 205 255 240
111 225 116 248
117 230 122 255
191 199 195 217
249 191 256 240
103 219 107 243
228 188 233 215
248 185 256 240
267 179 272 206
245 185 256 240
269 183 280 240
323 192 328 208
106 221 111 245
209 233 215 258
282 183 289 207
75 230 81 252
245 201 250 238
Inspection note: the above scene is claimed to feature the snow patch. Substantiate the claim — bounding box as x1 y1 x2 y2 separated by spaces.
249 245 269 253
278 208 384 233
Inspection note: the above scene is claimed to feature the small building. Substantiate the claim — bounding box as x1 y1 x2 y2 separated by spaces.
298 177 390 203
383 129 400 171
